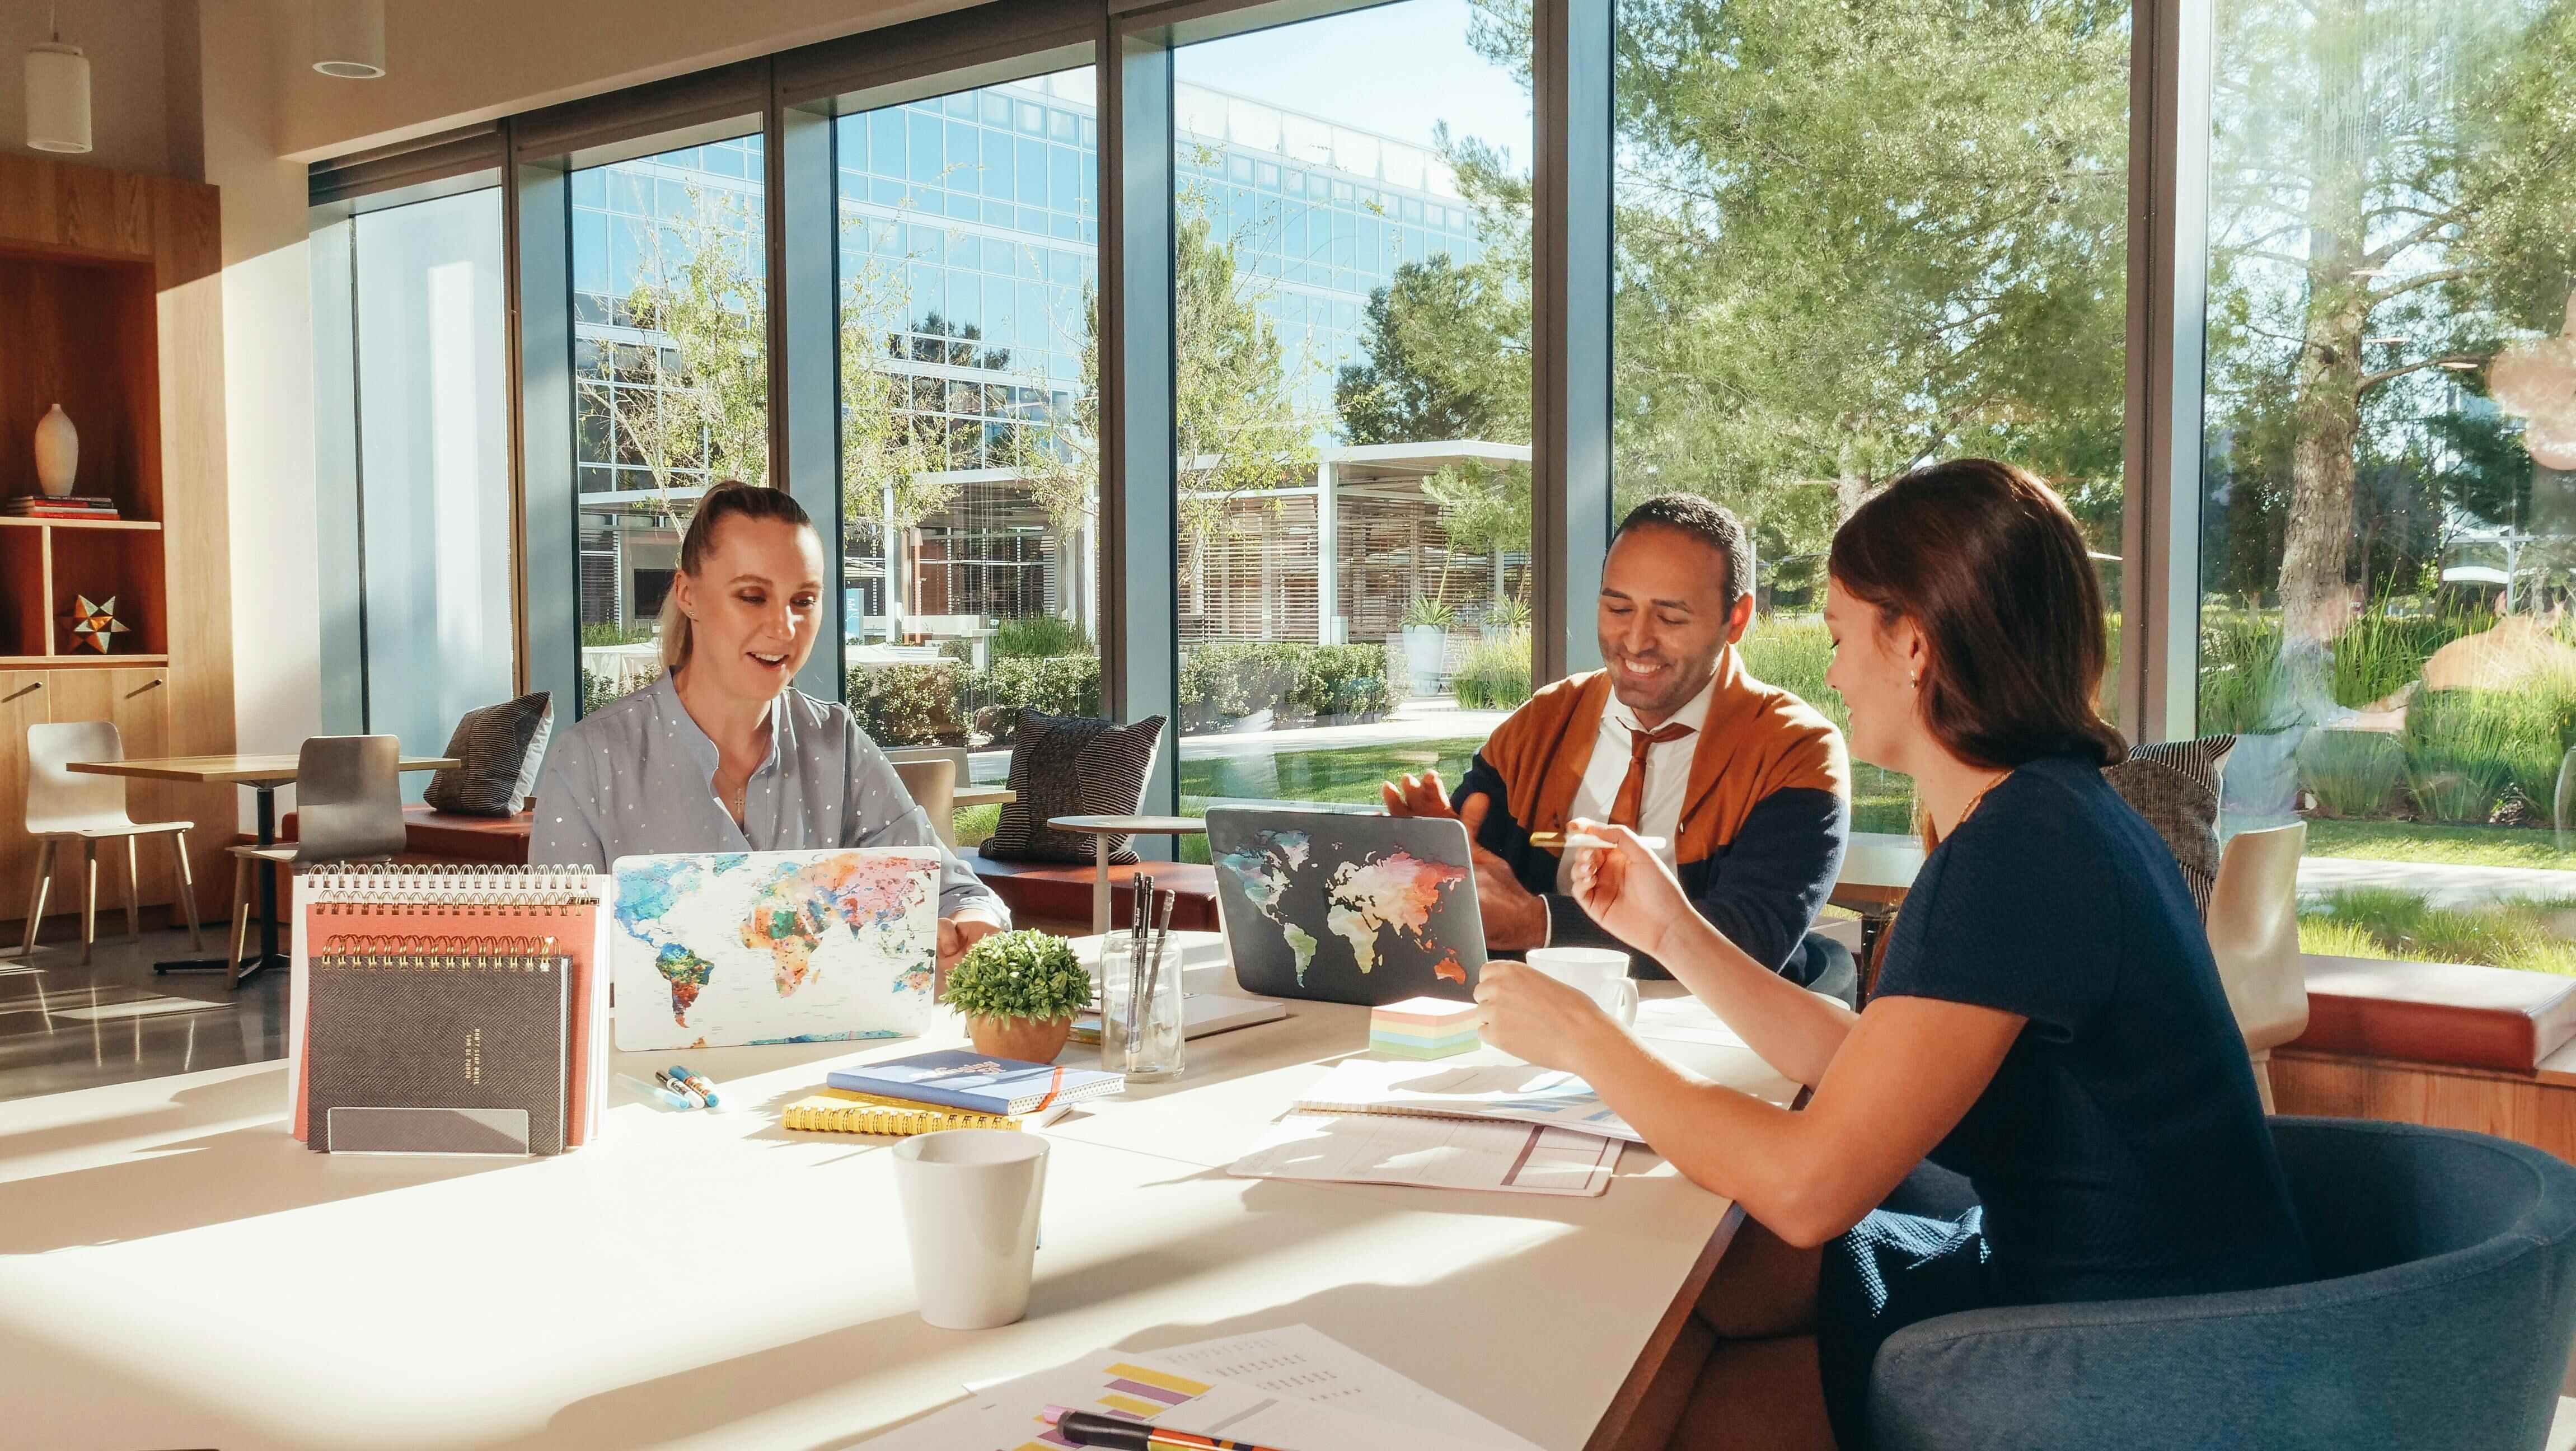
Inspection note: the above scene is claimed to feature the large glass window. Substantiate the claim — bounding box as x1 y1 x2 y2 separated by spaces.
833 69 1102 845
570 130 770 713
1612 0 2134 835
1169 0 1534 848
351 188 516 795
2197 0 2576 968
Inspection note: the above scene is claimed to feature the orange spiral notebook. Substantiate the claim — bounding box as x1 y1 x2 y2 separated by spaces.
287 865 611 1148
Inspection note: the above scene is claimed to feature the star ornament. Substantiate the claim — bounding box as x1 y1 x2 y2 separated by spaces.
64 595 130 654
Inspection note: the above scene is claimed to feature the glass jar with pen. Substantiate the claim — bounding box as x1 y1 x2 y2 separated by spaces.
1099 876 1184 1082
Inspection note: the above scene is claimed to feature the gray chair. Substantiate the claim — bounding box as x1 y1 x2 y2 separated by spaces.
890 755 959 848
1868 1118 2576 1451
226 736 406 989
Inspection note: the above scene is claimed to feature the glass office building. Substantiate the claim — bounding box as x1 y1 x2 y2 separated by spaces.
570 72 1490 645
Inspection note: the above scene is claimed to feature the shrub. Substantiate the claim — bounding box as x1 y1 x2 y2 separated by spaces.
1451 631 1532 710
992 614 1092 659
1400 596 1456 629
580 621 657 647
1179 642 1306 731
1290 644 1395 719
846 662 964 746
580 664 659 717
2196 613 2297 736
969 654 1103 746
941 929 1093 1023
2295 728 2404 818
2404 689 2560 825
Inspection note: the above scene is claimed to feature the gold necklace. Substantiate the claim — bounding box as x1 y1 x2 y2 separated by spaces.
1954 769 2012 830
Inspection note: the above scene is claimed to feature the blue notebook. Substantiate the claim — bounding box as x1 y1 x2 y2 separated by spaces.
827 1050 1125 1116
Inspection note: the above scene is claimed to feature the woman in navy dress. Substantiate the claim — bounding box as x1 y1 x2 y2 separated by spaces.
1473 459 2312 1449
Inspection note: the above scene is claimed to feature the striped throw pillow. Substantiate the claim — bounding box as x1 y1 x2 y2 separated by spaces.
2102 734 2234 921
424 692 555 817
980 709 1166 864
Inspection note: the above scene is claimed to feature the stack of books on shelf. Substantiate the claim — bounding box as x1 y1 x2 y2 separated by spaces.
5 494 120 521
781 1048 1125 1138
287 864 613 1156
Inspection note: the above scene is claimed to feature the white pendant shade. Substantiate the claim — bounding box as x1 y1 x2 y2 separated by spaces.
24 40 91 154
312 0 386 79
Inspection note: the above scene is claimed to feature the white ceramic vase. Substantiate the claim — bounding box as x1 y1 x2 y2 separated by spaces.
33 405 78 498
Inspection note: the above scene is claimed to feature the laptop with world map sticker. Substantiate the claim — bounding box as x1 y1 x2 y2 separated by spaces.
1206 807 1485 1007
609 848 943 1051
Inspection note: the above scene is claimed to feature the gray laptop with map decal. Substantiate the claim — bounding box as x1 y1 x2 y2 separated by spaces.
1206 806 1485 1007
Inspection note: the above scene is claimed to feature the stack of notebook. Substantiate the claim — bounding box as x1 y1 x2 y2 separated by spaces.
288 864 612 1155
783 1049 1126 1138
4 493 118 520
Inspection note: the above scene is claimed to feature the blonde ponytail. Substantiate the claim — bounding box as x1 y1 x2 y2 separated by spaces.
656 479 816 676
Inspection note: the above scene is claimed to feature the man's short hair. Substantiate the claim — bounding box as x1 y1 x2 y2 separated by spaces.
1614 494 1754 615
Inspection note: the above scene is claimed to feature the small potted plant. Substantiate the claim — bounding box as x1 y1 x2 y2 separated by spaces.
1399 595 1455 696
942 929 1094 1062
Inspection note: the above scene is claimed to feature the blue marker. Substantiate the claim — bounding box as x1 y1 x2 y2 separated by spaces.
653 1069 708 1108
667 1064 720 1108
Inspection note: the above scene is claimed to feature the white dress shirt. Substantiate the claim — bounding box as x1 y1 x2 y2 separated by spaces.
1553 671 1717 894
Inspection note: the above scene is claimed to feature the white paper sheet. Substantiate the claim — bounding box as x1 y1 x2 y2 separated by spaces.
1147 1325 1548 1451
1633 995 1749 1048
1297 1057 1643 1143
862 1346 1499 1451
1230 1110 1621 1196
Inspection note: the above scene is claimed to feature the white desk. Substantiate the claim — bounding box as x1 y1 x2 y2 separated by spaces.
0 961 1793 1451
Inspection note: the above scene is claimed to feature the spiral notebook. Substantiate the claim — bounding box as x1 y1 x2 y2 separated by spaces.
288 865 611 1148
779 1087 1069 1136
307 937 570 1153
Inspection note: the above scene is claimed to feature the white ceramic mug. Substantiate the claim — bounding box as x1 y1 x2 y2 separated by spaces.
892 1129 1050 1330
1524 946 1640 1027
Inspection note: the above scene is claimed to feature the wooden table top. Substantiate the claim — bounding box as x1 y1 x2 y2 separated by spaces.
953 785 1015 808
67 753 461 785
1049 814 1209 835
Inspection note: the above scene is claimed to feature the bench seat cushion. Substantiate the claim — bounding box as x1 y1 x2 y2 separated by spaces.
2289 954 2576 1074
961 846 1220 932
282 803 533 865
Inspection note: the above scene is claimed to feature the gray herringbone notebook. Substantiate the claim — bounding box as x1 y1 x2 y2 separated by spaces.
307 939 570 1154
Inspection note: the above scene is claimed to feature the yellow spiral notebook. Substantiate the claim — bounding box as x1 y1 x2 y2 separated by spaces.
781 1087 1069 1136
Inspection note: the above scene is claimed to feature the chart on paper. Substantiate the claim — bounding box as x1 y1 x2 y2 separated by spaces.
1147 1325 1548 1451
1230 1110 1622 1196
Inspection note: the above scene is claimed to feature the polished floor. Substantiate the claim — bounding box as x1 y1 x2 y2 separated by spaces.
0 920 287 1104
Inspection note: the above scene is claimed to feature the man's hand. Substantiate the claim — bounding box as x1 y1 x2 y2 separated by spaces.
935 911 1004 991
1459 794 1547 952
1380 769 1459 820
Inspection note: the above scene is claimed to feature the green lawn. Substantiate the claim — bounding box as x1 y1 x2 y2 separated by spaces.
2301 886 2576 976
2301 818 2575 871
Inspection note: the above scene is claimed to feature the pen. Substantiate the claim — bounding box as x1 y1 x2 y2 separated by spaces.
1043 1407 1300 1451
654 1069 708 1108
1530 830 1669 853
616 1072 691 1110
667 1064 720 1107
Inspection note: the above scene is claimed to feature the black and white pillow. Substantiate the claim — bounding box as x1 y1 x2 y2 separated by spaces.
980 709 1165 864
424 692 555 817
2101 734 2234 920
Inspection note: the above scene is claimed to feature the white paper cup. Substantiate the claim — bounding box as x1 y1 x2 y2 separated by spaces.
892 1130 1050 1330
1525 947 1639 1027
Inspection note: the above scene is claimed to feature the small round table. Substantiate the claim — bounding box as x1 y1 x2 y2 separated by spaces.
1047 815 1210 935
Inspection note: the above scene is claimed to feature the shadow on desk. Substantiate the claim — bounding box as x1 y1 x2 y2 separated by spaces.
500 1175 1610 1451
0 1066 516 1254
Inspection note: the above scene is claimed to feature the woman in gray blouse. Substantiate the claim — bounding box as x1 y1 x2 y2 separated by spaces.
533 481 1008 970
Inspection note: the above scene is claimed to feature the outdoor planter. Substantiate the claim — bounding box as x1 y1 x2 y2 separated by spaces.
1402 625 1447 695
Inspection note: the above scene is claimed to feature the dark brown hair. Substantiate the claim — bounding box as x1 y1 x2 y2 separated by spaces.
658 480 815 671
1615 493 1755 617
1828 458 2125 768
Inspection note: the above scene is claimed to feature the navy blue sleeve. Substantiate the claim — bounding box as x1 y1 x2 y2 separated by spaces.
1684 784 1846 974
1875 781 2118 1040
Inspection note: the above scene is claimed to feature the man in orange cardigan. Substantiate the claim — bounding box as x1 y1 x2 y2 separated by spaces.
1385 495 1856 1000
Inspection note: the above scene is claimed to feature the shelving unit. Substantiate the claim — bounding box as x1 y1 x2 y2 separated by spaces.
0 153 232 936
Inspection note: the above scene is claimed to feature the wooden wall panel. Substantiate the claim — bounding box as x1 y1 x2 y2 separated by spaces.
2271 1050 2576 1165
151 179 233 914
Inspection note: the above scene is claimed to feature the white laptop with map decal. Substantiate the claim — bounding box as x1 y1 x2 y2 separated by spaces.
1205 807 1484 1007
610 848 943 1050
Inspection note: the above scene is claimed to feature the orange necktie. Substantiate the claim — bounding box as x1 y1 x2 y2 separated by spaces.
1609 721 1696 830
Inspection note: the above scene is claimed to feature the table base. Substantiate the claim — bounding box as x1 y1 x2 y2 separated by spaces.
155 953 284 984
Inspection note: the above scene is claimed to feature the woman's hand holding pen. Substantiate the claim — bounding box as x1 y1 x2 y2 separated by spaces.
1566 818 1694 962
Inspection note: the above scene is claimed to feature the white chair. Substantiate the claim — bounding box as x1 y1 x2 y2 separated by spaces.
21 721 204 965
2206 821 2309 1110
890 755 960 848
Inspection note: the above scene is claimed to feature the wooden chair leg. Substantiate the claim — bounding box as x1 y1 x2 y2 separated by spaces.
167 833 203 953
18 839 55 957
228 856 252 991
79 841 99 967
121 836 141 942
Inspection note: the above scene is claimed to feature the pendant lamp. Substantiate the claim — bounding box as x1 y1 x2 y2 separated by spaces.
312 0 386 79
24 6 91 155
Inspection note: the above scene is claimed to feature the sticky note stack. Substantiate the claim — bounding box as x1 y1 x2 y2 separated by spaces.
1369 996 1482 1059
